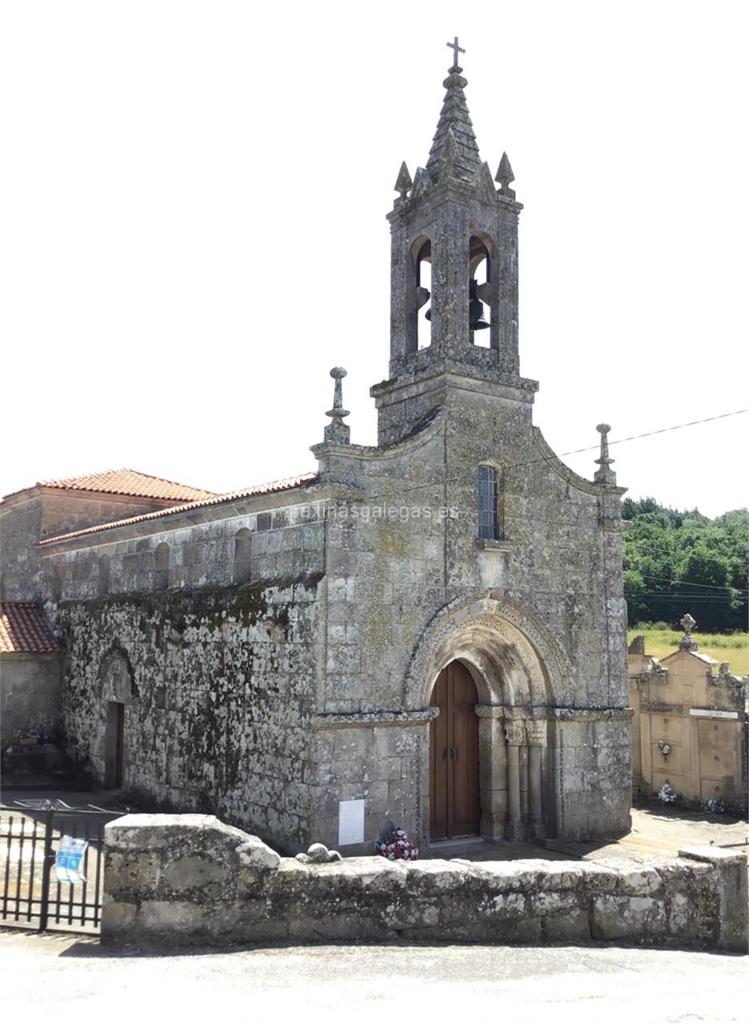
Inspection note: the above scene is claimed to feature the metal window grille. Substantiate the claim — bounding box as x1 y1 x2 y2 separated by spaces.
478 465 500 540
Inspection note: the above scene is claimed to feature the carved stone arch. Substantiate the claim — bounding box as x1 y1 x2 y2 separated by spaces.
411 595 570 844
99 645 137 704
405 593 571 710
410 233 432 262
469 231 494 273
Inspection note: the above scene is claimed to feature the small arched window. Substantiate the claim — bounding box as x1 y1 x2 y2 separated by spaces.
154 542 170 591
478 465 502 540
233 528 252 583
97 554 111 597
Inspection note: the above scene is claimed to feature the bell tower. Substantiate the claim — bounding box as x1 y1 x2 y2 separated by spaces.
371 41 538 446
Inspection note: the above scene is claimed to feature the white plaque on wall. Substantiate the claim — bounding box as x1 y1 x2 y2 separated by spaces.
338 798 365 846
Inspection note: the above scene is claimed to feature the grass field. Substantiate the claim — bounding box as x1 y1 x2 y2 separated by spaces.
628 626 749 675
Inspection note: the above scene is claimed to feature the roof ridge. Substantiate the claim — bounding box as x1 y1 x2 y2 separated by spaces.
41 467 215 494
3 467 217 504
39 470 319 546
118 468 218 495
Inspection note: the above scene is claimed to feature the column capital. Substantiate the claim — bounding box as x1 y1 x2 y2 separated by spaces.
505 719 526 746
526 719 548 747
475 704 505 720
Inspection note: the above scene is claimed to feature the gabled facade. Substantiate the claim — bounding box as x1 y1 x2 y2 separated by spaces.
0 51 631 852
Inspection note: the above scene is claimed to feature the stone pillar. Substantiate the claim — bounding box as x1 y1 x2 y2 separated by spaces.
526 719 547 841
505 719 525 840
476 705 507 839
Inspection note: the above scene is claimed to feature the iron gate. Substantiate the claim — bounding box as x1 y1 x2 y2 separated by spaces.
0 799 126 934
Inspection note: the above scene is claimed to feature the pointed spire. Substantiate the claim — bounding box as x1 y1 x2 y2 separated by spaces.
594 424 617 486
411 166 432 201
495 152 515 197
394 161 412 199
442 127 460 174
478 161 497 203
426 61 482 184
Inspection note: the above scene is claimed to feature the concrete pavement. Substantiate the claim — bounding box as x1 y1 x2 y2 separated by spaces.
0 929 746 1023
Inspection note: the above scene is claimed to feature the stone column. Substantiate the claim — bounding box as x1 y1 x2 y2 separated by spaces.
505 719 525 840
475 705 507 839
526 719 547 841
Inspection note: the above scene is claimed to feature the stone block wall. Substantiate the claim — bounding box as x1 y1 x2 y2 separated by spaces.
102 814 748 952
0 653 62 746
0 495 43 600
307 715 433 853
41 499 325 602
53 578 323 850
553 713 633 840
0 490 184 602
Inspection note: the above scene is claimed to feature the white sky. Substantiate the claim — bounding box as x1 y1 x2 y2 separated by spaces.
2 1 747 517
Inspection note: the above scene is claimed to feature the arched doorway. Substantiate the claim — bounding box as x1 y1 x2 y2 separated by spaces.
406 595 572 846
429 661 480 839
99 649 136 790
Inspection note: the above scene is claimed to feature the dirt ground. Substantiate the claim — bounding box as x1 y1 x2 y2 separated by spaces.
0 930 747 1022
425 802 749 862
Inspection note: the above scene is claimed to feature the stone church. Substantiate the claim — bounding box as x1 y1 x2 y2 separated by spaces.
0 49 631 853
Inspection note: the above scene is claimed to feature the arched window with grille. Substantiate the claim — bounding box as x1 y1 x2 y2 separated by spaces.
477 465 502 540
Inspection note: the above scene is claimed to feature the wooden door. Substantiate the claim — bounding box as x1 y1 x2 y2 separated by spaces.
429 661 480 839
105 701 125 788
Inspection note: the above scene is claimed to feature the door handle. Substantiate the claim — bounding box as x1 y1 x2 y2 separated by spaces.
442 748 448 761
452 747 459 762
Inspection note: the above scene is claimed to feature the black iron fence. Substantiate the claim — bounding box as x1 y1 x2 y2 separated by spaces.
0 799 127 934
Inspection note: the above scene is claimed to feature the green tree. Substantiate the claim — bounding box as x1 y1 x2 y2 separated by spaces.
622 498 748 631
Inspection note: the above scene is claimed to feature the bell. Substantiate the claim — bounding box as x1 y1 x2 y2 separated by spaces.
469 278 490 331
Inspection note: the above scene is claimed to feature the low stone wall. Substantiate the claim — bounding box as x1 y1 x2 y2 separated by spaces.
102 814 748 952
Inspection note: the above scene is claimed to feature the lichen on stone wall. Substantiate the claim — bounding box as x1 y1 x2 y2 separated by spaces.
55 574 324 851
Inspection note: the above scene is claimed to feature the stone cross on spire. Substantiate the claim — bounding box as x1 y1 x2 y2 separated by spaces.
323 367 351 444
446 36 465 70
427 42 481 184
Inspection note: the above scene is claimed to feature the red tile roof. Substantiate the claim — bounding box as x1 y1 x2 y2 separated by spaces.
37 469 216 502
0 603 59 655
39 472 318 546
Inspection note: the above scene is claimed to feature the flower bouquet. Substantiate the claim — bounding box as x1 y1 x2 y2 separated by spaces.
658 782 677 804
702 797 727 814
374 822 419 861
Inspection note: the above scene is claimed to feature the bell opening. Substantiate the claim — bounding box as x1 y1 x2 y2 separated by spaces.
417 239 432 350
469 236 492 346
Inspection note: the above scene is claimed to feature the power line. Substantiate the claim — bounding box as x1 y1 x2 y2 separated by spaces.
550 408 748 462
354 408 749 504
634 593 744 602
634 573 749 595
